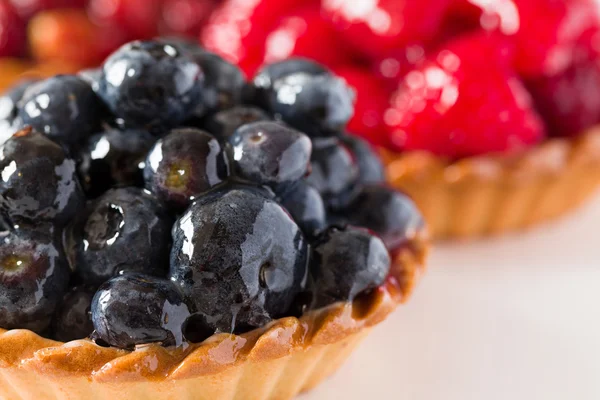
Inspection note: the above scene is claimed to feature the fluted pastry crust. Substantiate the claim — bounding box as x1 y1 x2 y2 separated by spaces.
0 231 429 400
383 127 600 239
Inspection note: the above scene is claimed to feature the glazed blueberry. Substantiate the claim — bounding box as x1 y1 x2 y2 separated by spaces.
170 188 308 333
78 68 102 92
229 121 311 187
266 72 355 137
17 75 103 151
0 79 37 144
91 274 191 349
78 129 156 198
0 229 71 333
204 106 270 143
278 180 327 238
144 128 229 211
311 226 390 308
98 41 204 132
305 138 359 210
340 135 385 184
343 185 424 251
0 128 84 225
65 187 172 286
252 58 328 108
52 286 95 342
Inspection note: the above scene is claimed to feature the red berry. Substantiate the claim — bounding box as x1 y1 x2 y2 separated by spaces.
160 0 215 37
261 7 352 69
527 28 600 137
320 0 452 58
335 66 391 145
373 45 427 86
88 0 161 40
384 32 546 158
0 0 25 57
9 0 87 20
201 0 315 76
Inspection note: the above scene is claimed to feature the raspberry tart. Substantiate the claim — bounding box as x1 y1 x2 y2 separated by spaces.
0 39 428 399
202 0 600 239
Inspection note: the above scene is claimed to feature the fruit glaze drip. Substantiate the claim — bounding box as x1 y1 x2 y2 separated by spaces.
0 38 424 350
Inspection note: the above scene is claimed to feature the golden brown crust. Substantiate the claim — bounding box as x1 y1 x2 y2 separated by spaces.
383 127 600 239
0 234 428 399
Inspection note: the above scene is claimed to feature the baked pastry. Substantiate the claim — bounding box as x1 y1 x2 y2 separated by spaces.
0 40 428 399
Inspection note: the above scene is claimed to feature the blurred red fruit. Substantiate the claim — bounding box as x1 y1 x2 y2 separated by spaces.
10 0 88 20
0 0 25 57
88 0 161 40
160 0 215 37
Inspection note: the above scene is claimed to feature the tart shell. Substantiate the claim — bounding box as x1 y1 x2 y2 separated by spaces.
0 233 428 400
382 128 600 239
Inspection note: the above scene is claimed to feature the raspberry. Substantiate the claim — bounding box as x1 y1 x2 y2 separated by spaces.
88 0 161 40
320 0 452 58
159 0 216 37
384 32 546 158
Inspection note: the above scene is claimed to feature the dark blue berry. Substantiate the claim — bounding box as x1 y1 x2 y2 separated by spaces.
305 137 359 210
144 128 229 211
52 285 95 342
91 273 191 349
342 185 424 251
17 75 103 151
341 135 385 184
251 58 328 108
277 180 327 238
204 106 270 143
265 72 355 137
229 121 311 187
98 41 204 133
169 188 308 333
78 128 156 198
311 226 390 308
0 79 38 144
78 68 102 92
65 187 173 286
0 128 84 226
0 228 71 333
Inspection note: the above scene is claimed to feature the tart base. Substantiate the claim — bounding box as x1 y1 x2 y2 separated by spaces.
383 128 600 239
0 234 428 400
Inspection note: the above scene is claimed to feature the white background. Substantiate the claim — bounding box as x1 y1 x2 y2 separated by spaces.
303 195 600 400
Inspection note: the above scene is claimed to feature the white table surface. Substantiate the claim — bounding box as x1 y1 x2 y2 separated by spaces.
303 194 600 400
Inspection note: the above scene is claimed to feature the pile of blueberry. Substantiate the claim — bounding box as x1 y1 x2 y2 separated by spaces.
0 39 423 350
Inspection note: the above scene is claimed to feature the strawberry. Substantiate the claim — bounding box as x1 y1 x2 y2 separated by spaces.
0 0 25 57
320 0 452 58
201 0 316 76
527 28 600 137
384 32 545 158
261 7 352 69
159 0 216 37
88 0 161 40
335 66 391 145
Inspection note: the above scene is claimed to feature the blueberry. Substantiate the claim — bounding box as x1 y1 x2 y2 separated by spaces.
17 75 103 151
204 106 270 143
78 129 156 198
310 226 390 308
265 72 355 137
78 68 102 92
305 137 359 210
144 128 229 211
0 128 85 226
187 50 246 116
65 187 173 286
91 273 191 349
98 41 204 132
0 79 37 144
342 185 424 250
169 188 308 333
340 135 385 184
229 121 311 187
52 285 95 342
278 180 327 238
0 228 71 333
251 58 328 108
